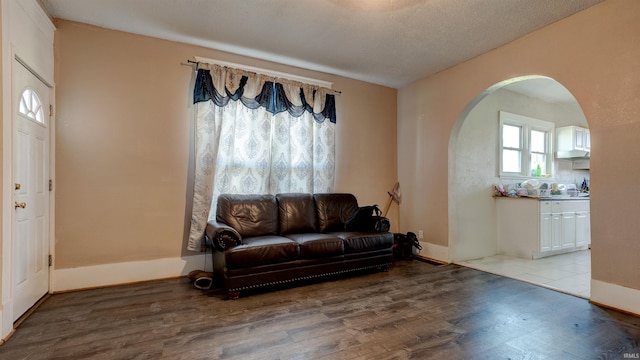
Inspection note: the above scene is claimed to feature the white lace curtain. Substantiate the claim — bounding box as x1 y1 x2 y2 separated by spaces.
187 63 337 251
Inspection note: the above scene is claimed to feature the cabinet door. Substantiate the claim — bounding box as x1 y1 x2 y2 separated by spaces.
551 213 562 250
540 212 552 252
573 127 585 150
575 211 591 247
584 130 591 151
562 212 576 249
574 127 585 150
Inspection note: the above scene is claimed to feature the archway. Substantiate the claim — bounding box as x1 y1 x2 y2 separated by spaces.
448 75 591 296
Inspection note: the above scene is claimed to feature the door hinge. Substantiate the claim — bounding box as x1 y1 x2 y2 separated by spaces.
49 104 54 117
48 255 52 267
49 179 53 191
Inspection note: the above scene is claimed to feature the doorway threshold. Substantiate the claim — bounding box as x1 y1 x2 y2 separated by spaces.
455 250 591 299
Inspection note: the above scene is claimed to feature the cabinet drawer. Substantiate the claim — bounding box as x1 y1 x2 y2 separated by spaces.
551 201 563 213
540 201 552 213
563 200 590 212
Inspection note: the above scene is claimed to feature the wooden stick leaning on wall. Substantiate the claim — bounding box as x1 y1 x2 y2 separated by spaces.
383 182 401 217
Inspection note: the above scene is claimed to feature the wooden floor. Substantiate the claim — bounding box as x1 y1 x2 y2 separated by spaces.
1 261 639 359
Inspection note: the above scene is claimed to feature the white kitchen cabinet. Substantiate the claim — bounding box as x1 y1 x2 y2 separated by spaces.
540 200 562 252
562 200 590 249
562 211 576 249
540 211 552 252
575 127 586 150
551 212 563 251
584 129 591 151
557 125 588 151
496 198 590 259
556 125 591 158
575 211 591 247
550 201 563 251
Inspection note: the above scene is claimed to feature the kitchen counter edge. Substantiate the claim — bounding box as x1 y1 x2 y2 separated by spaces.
493 196 590 201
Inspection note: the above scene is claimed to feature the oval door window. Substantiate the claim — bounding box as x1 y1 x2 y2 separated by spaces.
18 88 44 123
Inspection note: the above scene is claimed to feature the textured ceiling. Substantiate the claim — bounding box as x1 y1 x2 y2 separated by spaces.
41 0 602 90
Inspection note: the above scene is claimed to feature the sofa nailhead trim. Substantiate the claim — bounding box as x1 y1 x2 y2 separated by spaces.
228 262 392 293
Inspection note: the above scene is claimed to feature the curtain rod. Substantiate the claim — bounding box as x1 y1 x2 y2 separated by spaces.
186 58 340 94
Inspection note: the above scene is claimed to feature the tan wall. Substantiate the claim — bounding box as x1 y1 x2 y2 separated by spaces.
398 0 640 289
53 20 397 269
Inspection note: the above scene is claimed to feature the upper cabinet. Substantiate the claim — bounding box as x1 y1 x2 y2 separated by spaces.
556 125 590 158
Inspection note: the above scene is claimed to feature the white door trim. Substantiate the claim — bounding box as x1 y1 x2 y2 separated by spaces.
1 0 56 341
12 52 57 297
1 49 55 340
1 33 14 343
12 55 52 321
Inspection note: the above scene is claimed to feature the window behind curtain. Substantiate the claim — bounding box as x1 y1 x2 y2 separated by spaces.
187 64 337 251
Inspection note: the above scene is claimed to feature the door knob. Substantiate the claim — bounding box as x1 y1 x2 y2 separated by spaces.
15 202 26 209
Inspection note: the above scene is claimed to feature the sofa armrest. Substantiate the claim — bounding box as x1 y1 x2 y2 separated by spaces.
206 221 243 251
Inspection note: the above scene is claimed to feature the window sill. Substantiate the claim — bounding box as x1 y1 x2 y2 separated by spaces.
500 174 555 182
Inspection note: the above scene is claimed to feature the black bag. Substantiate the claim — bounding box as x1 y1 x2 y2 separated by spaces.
346 205 385 232
393 232 423 260
374 216 390 232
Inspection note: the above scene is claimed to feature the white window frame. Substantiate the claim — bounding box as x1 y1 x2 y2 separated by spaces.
499 111 554 179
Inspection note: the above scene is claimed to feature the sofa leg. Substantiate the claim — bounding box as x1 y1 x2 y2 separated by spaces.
228 291 240 300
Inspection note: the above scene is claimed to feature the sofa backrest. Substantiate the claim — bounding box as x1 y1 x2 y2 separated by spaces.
216 194 278 237
313 193 359 232
276 193 318 235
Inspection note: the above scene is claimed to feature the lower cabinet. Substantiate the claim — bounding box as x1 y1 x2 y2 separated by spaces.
562 211 576 249
540 211 552 252
497 198 590 259
575 211 591 247
551 212 563 251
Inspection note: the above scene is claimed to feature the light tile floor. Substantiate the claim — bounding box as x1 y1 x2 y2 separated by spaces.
456 250 591 299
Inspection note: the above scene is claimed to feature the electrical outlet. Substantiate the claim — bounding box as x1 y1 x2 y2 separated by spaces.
418 230 423 239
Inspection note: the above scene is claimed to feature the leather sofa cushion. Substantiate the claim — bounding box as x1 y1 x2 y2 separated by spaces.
216 194 278 237
224 235 300 269
285 233 344 258
313 193 359 232
331 231 394 254
276 193 318 235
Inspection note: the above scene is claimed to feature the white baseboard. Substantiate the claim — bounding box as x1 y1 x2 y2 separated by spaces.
591 279 640 316
52 254 213 292
415 241 449 264
0 307 13 342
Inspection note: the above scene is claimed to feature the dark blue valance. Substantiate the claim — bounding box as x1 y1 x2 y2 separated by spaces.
193 68 336 123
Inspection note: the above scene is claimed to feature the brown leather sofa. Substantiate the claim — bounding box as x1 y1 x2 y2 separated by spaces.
205 193 394 299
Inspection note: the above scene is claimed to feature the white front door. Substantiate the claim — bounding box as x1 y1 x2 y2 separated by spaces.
12 60 51 321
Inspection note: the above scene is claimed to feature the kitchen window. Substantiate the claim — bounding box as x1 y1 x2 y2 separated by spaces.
499 111 554 178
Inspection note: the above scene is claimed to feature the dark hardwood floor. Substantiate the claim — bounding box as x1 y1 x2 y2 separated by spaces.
1 260 639 359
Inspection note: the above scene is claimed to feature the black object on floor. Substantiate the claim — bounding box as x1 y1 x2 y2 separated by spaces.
393 232 422 260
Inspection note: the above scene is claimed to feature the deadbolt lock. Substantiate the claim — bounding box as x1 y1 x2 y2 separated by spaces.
15 183 21 190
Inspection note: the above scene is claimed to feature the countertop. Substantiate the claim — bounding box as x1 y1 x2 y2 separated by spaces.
494 196 590 201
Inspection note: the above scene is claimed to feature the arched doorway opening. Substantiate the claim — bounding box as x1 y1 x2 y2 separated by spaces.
448 75 591 298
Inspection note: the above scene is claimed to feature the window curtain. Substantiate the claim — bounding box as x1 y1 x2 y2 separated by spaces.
187 63 337 251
